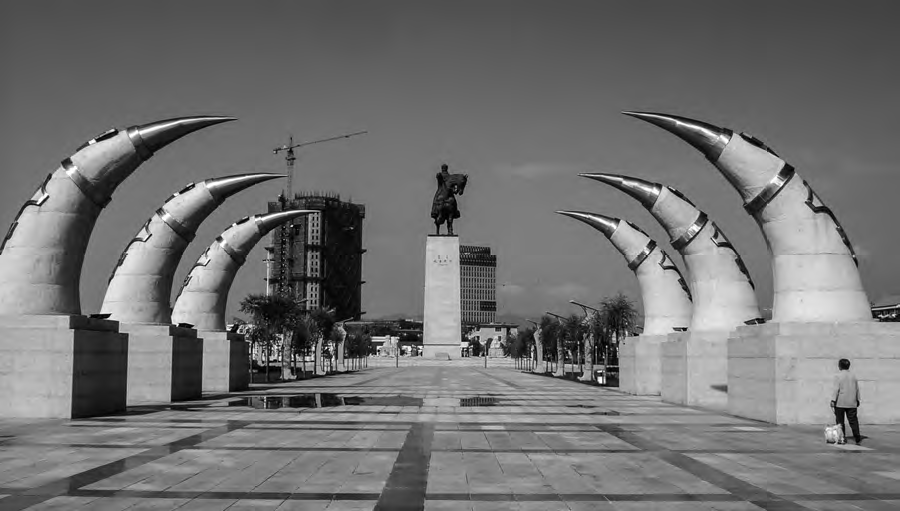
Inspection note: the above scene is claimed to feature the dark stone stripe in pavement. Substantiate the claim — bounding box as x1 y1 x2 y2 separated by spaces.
594 424 814 511
0 421 249 511
0 443 406 452
73 418 232 424
1 442 882 456
72 420 741 431
64 420 738 428
425 492 740 502
71 410 652 417
4 488 891 504
65 489 382 501
760 451 898 494
375 422 435 511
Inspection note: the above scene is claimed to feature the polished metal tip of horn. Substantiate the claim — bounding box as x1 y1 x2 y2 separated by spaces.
556 210 620 239
580 173 662 209
205 173 284 201
128 116 236 159
622 111 732 162
256 209 315 232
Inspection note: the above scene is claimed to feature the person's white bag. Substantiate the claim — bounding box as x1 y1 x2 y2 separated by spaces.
824 424 844 444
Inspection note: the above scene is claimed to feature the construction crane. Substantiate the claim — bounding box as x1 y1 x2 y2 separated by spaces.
273 130 368 199
270 130 367 300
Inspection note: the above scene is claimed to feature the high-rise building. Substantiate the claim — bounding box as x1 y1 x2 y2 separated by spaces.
267 192 366 321
460 245 496 325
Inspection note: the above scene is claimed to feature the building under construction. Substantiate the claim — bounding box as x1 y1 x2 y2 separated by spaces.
266 192 366 321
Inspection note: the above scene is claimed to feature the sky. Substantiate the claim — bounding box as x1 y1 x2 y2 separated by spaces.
1 1 899 324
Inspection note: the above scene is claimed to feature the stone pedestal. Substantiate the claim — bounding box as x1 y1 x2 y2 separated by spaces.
533 340 545 373
619 334 665 395
336 340 346 372
121 324 202 405
315 338 325 374
660 330 729 411
0 315 127 419
578 336 595 382
423 235 462 358
728 322 900 424
199 331 248 393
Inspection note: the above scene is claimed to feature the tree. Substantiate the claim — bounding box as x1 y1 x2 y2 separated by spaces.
299 308 336 374
562 314 585 377
398 331 420 356
540 315 560 374
239 294 304 381
345 325 372 357
598 293 638 368
506 328 532 358
291 317 314 378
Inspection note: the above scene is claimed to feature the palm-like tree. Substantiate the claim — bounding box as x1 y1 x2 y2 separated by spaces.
540 315 560 374
240 294 303 381
598 293 638 372
304 308 336 374
561 314 584 378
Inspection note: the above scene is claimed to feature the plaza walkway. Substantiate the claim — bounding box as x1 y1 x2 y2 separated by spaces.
0 367 898 511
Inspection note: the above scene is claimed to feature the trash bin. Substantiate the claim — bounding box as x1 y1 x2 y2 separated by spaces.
594 368 605 385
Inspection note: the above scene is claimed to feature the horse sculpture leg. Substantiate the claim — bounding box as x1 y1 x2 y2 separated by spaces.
447 217 454 236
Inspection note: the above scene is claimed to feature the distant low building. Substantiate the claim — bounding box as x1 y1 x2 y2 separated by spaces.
872 295 900 321
471 322 518 352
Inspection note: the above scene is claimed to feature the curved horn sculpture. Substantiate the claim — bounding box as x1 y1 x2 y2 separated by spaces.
0 116 235 315
171 210 313 331
101 173 284 324
582 173 760 331
557 211 692 335
624 112 870 323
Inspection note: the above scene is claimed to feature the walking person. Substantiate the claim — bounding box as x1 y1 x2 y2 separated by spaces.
831 358 863 445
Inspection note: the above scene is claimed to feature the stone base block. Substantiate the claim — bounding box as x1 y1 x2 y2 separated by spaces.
336 341 346 373
0 315 127 419
121 324 202 405
728 322 900 425
619 334 665 395
424 348 454 360
200 331 248 393
579 363 595 381
661 330 729 411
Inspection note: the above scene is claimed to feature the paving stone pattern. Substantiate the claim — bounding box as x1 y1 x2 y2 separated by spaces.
0 367 899 510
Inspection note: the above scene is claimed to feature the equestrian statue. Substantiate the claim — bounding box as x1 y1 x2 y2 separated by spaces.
431 163 468 235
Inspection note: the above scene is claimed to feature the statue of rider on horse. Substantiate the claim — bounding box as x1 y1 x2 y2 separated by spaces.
431 163 468 235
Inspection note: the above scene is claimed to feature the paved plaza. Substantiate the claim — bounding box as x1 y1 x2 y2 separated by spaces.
0 367 898 511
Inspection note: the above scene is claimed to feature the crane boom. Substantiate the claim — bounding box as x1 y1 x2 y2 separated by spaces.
273 130 368 199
